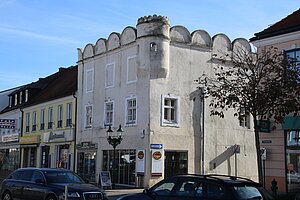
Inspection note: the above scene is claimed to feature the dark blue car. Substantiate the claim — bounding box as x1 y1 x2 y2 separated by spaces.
0 168 107 200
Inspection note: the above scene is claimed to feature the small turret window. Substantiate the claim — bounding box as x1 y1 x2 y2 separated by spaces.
150 42 157 52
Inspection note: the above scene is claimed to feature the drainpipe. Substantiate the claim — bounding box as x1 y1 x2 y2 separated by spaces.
20 108 24 168
73 92 77 172
200 88 205 175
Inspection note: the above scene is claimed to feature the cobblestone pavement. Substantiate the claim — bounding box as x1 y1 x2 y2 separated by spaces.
105 188 143 200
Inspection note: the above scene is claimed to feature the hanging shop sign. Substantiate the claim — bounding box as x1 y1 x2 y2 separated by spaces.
0 119 16 129
151 150 163 177
2 133 19 142
19 135 40 144
136 150 145 176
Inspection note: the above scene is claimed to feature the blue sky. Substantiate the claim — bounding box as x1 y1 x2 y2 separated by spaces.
0 0 299 91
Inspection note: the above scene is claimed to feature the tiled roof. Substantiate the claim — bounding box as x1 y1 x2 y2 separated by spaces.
250 9 300 42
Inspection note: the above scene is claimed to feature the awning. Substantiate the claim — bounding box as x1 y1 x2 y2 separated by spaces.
282 116 300 130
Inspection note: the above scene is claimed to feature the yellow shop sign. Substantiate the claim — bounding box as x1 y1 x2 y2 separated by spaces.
19 136 40 144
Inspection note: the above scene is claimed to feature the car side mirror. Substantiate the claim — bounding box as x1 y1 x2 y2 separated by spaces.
35 179 45 184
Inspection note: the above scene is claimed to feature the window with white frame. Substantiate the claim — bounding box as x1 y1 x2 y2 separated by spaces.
126 97 137 125
25 89 28 102
127 56 137 83
86 68 94 93
57 105 63 128
48 107 53 129
14 94 18 106
104 101 114 126
239 108 250 128
32 111 37 131
25 113 30 132
85 105 93 129
40 109 45 130
19 91 23 104
66 103 72 127
161 94 180 126
105 63 115 88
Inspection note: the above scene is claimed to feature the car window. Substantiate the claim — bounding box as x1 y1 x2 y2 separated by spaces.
233 185 263 200
11 170 33 181
43 171 83 183
31 171 45 183
206 182 227 199
151 179 177 196
176 180 204 197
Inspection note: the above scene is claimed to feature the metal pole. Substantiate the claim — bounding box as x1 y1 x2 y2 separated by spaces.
235 153 237 177
113 146 116 188
64 184 68 200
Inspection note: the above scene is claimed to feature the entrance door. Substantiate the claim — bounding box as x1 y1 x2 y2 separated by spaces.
164 151 188 178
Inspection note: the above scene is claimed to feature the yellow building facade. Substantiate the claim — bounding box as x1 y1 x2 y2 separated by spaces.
20 96 76 170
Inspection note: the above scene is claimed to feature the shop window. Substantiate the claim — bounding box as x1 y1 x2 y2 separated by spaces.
77 152 96 183
161 94 180 127
287 131 300 146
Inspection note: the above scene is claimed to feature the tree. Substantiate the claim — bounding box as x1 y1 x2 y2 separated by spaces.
196 46 300 184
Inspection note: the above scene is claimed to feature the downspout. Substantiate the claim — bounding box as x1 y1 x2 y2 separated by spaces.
73 92 77 172
200 88 205 175
20 108 24 168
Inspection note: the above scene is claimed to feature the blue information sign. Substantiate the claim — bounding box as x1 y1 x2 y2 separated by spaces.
150 144 163 149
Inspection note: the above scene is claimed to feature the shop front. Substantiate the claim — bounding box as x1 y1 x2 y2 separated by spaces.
19 135 40 168
76 142 97 183
43 130 75 170
0 133 20 179
102 149 136 186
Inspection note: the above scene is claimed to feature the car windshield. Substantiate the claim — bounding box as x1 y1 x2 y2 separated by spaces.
43 171 84 183
233 185 263 199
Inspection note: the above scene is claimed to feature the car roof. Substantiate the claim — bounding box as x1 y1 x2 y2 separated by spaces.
16 168 71 172
170 174 261 186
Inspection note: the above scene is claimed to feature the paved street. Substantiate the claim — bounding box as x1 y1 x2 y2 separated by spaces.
105 189 143 200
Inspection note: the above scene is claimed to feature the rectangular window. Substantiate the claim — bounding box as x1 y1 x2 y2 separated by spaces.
48 107 53 129
25 113 30 132
104 101 114 126
32 111 37 132
126 98 137 125
66 103 72 127
162 94 180 127
40 109 45 130
85 105 93 129
127 56 137 83
25 89 28 102
105 63 115 88
286 48 300 67
9 96 12 107
14 94 18 106
86 68 94 93
239 108 250 128
19 92 23 104
57 105 63 128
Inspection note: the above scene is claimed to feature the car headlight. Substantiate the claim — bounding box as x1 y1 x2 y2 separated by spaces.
63 192 80 197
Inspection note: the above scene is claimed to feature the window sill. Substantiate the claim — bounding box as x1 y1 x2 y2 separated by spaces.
161 122 180 128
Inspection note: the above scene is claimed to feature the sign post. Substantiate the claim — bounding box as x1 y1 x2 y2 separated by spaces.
233 144 240 177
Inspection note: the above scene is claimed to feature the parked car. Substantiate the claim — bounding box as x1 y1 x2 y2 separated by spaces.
117 174 274 200
0 168 108 200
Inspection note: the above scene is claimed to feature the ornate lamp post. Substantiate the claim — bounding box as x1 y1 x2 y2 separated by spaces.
106 125 123 188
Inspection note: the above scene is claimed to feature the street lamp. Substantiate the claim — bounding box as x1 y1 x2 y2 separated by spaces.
106 124 124 188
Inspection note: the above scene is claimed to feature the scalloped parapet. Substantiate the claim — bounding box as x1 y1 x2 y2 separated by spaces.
137 15 170 25
77 15 252 62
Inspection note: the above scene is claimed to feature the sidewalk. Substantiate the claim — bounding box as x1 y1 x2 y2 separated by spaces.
105 188 143 200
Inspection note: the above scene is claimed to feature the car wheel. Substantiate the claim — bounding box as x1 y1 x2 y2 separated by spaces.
2 192 13 200
46 195 57 200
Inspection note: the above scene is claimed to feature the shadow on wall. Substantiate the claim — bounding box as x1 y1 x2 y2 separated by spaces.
209 146 234 173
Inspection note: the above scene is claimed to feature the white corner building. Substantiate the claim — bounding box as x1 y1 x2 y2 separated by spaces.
76 15 258 187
